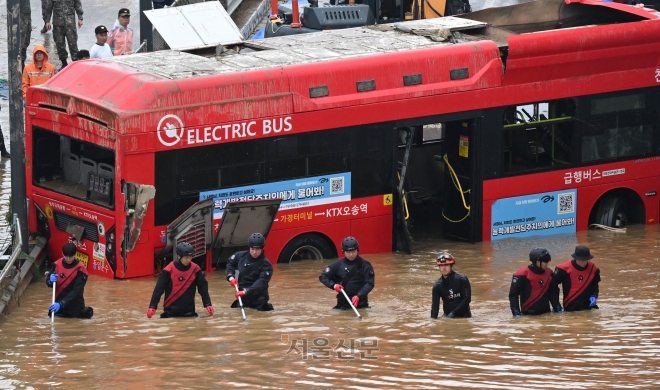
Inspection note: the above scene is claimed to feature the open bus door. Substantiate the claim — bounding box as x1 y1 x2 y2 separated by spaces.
211 199 282 267
442 118 481 242
156 197 215 271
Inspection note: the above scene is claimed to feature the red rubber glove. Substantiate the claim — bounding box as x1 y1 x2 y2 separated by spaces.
334 284 344 293
206 306 214 316
229 278 238 288
235 290 246 299
351 296 359 307
147 308 156 319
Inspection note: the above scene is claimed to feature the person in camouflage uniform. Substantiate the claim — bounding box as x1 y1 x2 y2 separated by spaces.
42 0 84 68
20 0 32 69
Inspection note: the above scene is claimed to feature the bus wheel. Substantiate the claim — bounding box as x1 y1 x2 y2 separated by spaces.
595 195 628 228
279 234 335 264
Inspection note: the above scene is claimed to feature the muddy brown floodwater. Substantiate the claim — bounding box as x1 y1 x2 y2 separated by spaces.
0 225 658 388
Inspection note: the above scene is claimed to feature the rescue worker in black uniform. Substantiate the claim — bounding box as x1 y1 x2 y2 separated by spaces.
226 233 274 311
430 251 472 318
509 248 561 317
46 242 93 318
552 245 601 312
319 236 375 310
147 242 214 318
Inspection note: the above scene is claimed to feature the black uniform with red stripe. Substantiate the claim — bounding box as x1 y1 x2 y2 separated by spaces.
509 265 560 315
47 258 93 318
553 259 600 311
431 271 472 318
149 260 212 318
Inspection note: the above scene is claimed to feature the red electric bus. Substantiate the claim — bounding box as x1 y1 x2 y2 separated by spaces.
25 0 660 278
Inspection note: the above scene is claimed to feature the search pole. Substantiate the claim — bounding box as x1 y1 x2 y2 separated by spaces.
6 0 29 253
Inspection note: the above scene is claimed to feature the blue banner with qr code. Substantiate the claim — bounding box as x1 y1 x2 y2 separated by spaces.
490 189 577 240
200 172 352 219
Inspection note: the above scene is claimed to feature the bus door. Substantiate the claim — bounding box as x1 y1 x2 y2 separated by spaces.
442 118 480 242
211 199 281 268
156 197 215 271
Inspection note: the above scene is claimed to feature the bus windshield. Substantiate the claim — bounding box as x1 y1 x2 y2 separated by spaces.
32 126 116 209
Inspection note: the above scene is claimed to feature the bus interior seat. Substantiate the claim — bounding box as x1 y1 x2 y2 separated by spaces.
511 128 536 159
62 152 81 183
98 163 114 179
80 157 97 188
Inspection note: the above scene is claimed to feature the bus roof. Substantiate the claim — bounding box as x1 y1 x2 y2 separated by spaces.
105 17 490 80
28 0 660 131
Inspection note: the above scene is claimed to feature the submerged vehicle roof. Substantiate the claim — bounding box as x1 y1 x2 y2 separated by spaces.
28 0 660 120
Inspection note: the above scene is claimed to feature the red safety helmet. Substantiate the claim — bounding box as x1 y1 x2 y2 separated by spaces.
436 251 455 266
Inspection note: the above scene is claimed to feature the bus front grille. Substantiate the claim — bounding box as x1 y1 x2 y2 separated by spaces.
179 222 206 257
53 212 99 242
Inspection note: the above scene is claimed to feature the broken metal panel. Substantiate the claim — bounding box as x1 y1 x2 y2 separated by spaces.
144 2 244 51
124 183 156 252
462 0 653 33
212 199 282 249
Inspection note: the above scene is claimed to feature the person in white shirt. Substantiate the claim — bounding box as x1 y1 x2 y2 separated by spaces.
89 25 113 59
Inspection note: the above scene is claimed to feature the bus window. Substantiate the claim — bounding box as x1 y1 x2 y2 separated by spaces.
422 123 444 143
582 93 654 162
267 157 307 182
352 126 395 198
32 126 115 208
502 100 575 174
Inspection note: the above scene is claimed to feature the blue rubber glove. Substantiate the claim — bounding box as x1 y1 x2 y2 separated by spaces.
50 302 62 313
590 296 597 307
514 313 521 317
554 307 563 313
49 273 58 283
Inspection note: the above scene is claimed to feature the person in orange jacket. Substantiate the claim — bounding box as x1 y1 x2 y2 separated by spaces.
107 8 134 56
22 45 56 99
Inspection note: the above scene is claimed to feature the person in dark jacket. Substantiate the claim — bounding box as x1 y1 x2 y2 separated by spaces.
147 242 214 318
227 233 274 311
431 251 472 318
46 242 93 318
319 236 375 310
509 248 561 316
552 245 600 312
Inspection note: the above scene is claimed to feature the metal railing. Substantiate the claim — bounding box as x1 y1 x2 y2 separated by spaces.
0 214 24 282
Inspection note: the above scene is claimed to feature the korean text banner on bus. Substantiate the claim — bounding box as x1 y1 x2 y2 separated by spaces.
491 189 577 240
200 173 352 218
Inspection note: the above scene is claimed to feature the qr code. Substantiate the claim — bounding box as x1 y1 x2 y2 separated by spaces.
557 192 574 214
330 177 344 195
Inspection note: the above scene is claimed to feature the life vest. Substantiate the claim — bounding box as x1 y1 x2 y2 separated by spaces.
163 262 199 308
557 260 598 307
515 266 553 312
54 258 87 298
108 24 134 56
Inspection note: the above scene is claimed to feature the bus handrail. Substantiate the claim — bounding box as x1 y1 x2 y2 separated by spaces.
503 116 573 128
442 154 471 224
0 214 24 282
